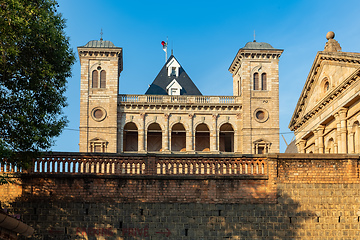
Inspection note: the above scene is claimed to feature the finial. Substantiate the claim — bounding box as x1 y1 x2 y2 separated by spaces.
171 49 173 55
253 30 256 42
324 31 341 52
326 31 335 40
100 28 103 41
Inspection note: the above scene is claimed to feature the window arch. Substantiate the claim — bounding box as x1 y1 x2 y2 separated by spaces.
100 70 106 88
253 73 259 90
171 123 186 151
219 123 234 152
92 70 98 88
123 122 138 151
147 123 162 151
91 69 106 89
195 123 210 151
261 73 267 90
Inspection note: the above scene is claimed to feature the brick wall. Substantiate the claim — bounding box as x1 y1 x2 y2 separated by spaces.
1 153 360 239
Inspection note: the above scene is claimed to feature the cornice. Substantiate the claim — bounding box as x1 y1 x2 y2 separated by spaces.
289 51 360 130
289 67 360 131
77 47 122 58
229 49 283 75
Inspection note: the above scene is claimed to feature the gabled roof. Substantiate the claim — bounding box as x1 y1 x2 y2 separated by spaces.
145 55 202 95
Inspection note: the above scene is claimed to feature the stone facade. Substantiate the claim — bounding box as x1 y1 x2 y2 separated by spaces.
1 153 360 239
289 31 360 153
78 40 283 154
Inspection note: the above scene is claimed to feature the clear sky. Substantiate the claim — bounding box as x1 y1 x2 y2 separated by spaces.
52 0 360 153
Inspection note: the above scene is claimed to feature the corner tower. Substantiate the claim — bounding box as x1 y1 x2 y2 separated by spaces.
78 40 123 152
229 41 283 153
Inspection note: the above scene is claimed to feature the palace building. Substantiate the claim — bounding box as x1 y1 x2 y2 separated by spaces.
289 32 360 153
78 39 283 154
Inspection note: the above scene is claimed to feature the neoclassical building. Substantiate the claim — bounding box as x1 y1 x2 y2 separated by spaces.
78 39 283 154
289 32 360 153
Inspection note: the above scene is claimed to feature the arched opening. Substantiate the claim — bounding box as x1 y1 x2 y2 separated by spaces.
253 73 259 90
171 123 186 152
219 123 234 152
261 73 267 90
195 123 210 151
100 70 106 88
92 70 98 88
147 123 162 151
123 122 138 151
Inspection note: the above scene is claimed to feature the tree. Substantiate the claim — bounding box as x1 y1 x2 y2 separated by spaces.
0 0 75 169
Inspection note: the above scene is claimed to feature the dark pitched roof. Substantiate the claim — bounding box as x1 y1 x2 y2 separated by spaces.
145 55 202 95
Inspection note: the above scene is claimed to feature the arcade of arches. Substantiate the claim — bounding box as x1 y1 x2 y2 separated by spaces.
123 122 235 153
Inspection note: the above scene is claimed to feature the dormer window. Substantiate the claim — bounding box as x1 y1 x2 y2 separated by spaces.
171 67 176 76
166 79 182 95
166 58 180 77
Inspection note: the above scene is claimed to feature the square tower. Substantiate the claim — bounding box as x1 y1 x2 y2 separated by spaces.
77 40 122 152
229 41 283 153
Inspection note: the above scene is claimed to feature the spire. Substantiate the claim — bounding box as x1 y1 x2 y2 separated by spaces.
100 28 103 41
324 31 341 52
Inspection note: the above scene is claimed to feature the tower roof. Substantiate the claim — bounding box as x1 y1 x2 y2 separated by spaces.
82 40 117 48
145 55 202 95
241 41 275 50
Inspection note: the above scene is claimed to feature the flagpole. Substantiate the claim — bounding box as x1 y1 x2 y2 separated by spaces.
166 36 168 61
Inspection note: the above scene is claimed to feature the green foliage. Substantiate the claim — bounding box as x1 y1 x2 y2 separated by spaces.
0 0 75 167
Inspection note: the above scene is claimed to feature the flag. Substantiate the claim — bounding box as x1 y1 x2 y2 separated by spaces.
161 41 167 52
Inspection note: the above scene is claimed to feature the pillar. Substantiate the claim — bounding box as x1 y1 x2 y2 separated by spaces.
163 113 169 152
138 113 145 152
210 114 218 152
186 114 194 151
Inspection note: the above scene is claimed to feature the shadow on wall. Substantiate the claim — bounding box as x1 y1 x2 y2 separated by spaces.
8 190 315 240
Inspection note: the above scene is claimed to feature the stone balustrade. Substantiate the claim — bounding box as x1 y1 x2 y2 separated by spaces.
118 94 240 104
0 153 266 176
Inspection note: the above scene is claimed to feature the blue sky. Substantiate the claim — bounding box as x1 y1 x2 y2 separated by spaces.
52 0 360 153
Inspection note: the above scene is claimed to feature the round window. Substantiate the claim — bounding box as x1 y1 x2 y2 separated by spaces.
254 108 269 123
91 107 107 122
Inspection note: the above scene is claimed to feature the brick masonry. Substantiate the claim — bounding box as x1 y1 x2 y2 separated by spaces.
1 153 360 239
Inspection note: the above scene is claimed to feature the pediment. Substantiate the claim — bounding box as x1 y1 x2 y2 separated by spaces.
289 51 360 130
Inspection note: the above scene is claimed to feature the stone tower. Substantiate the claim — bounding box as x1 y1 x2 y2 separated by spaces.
229 41 283 153
78 40 123 152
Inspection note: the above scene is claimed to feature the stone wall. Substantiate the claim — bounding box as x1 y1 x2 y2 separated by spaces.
1 153 360 239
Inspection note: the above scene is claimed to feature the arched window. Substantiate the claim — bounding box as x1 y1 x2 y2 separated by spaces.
261 73 267 90
92 70 98 88
100 70 106 88
219 123 234 152
147 123 162 151
171 123 186 151
123 122 138 151
253 73 259 90
195 123 210 151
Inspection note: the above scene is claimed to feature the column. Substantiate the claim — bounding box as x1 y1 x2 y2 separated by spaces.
317 126 325 153
186 114 194 151
210 114 218 152
314 129 319 153
138 113 146 152
335 108 348 153
349 132 355 153
163 113 169 152
296 140 306 153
